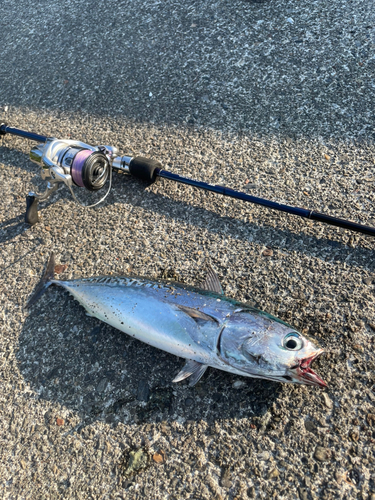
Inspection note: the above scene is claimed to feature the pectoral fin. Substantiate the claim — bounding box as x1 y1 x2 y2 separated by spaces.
172 359 208 386
176 304 218 324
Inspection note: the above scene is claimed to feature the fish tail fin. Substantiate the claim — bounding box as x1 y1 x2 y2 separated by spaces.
26 252 56 309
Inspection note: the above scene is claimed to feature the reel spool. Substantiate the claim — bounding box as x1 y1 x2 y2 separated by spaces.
64 148 110 191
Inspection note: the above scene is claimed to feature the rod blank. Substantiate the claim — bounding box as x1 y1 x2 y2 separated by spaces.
157 170 375 237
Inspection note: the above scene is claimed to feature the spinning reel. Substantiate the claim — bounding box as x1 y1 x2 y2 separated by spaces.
1 124 160 225
1 122 375 237
29 139 114 203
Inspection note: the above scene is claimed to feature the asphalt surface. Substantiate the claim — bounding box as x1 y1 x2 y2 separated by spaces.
0 0 375 499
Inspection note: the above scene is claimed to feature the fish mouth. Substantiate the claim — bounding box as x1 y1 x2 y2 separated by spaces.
289 349 327 388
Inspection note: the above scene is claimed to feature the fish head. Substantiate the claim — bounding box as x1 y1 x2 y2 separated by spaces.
219 311 326 387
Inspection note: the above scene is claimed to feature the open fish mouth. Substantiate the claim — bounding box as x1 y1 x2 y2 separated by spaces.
290 349 327 388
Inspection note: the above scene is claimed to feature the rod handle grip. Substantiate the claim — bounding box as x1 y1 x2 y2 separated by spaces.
129 156 161 182
0 123 8 136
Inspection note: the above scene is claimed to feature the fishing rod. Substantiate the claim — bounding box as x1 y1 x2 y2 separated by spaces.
1 122 374 237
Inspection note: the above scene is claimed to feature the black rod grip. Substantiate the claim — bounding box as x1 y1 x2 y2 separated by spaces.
129 156 161 182
0 123 8 136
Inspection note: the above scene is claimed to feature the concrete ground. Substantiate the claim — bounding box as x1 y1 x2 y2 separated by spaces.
0 0 374 498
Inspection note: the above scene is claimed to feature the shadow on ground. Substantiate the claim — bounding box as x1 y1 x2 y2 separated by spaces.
1 146 373 274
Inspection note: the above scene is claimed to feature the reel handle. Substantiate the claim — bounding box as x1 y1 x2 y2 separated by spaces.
25 194 39 225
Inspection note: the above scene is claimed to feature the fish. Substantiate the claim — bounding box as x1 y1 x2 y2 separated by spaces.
27 253 327 388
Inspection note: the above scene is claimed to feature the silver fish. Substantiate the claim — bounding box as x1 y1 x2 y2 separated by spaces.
27 253 326 388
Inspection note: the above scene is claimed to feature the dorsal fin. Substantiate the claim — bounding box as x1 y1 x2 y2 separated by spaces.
176 304 218 323
200 266 223 295
172 359 208 386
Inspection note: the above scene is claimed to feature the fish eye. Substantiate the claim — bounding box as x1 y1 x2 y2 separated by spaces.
283 332 303 351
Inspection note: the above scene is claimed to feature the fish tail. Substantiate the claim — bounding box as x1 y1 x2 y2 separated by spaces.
26 252 57 309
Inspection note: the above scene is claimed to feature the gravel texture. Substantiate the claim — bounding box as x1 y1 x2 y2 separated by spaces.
1 0 375 499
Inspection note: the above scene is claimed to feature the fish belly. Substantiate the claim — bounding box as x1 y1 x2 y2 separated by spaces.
58 281 214 364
